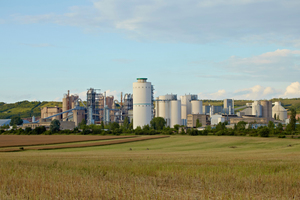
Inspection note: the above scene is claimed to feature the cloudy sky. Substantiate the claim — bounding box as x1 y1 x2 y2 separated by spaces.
1 0 300 102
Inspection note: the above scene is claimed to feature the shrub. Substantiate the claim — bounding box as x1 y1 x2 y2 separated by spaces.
258 127 269 137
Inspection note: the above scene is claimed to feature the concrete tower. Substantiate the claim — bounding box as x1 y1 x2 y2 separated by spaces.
133 78 152 129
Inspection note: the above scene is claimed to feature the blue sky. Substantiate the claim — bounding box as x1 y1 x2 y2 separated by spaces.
1 0 300 103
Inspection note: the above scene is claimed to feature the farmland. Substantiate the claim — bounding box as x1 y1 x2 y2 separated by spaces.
0 135 137 148
0 136 300 199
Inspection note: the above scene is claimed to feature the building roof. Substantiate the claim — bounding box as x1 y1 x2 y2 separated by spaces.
0 119 11 126
0 119 30 126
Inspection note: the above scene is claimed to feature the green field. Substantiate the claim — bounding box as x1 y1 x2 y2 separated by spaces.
1 136 300 199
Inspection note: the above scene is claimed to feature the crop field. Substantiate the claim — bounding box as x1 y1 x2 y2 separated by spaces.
0 135 137 148
1 136 300 199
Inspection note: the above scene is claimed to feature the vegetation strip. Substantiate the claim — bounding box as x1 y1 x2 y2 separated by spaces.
26 135 170 150
0 135 137 148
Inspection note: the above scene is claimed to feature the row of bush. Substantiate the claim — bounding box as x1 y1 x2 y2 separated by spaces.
1 117 300 138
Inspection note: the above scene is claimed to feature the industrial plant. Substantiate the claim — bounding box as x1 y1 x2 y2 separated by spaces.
22 78 289 130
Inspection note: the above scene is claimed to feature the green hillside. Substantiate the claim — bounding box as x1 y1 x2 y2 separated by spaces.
1 98 300 119
0 101 62 119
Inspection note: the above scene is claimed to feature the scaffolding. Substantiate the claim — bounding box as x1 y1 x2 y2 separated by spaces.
86 88 102 125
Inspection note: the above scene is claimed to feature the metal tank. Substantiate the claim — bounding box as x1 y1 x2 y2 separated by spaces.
133 78 152 129
272 102 287 121
252 101 262 117
191 100 203 114
157 94 177 127
170 100 182 128
261 100 272 121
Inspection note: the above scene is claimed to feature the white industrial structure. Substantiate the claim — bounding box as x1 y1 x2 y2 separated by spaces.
181 94 197 125
191 100 203 115
170 100 182 128
272 102 287 121
133 78 153 129
252 101 262 117
224 99 234 115
156 94 177 127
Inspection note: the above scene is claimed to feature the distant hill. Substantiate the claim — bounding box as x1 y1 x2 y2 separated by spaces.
0 101 62 119
0 98 300 119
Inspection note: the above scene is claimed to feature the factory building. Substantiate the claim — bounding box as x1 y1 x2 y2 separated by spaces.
133 78 153 129
23 120 75 130
191 100 203 114
41 106 62 120
224 99 234 115
230 117 268 125
252 101 262 117
272 102 287 121
211 115 225 125
181 94 197 125
187 114 206 128
261 100 273 122
155 94 178 127
62 91 79 121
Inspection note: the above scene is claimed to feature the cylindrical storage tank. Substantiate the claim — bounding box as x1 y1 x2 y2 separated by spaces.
191 100 202 114
157 94 176 127
62 96 68 121
133 78 152 129
261 100 272 121
170 100 181 128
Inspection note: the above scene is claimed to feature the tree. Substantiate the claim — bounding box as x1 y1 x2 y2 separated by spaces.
196 119 202 128
236 121 247 130
109 122 120 131
150 117 166 130
78 119 87 129
268 121 274 130
174 124 180 131
123 116 129 130
50 119 60 133
274 113 277 120
10 116 23 126
290 108 296 131
276 123 283 132
258 126 269 137
101 121 105 129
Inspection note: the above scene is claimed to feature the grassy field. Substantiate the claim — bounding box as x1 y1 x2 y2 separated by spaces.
1 136 300 199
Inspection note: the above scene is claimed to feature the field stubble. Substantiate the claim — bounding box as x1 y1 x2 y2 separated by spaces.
0 136 300 199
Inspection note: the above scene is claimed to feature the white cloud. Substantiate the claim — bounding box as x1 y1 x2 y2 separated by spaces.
105 90 121 101
198 89 227 100
232 85 281 100
282 82 300 98
53 97 62 101
198 49 300 82
198 85 284 100
11 0 300 45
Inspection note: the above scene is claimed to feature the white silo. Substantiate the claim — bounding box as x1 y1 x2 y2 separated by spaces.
191 100 203 114
157 94 177 127
170 100 182 128
181 94 198 125
252 101 262 117
272 102 287 121
133 78 152 129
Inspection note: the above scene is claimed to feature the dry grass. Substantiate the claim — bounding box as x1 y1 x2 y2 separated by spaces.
0 135 137 148
0 136 300 199
26 135 169 150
